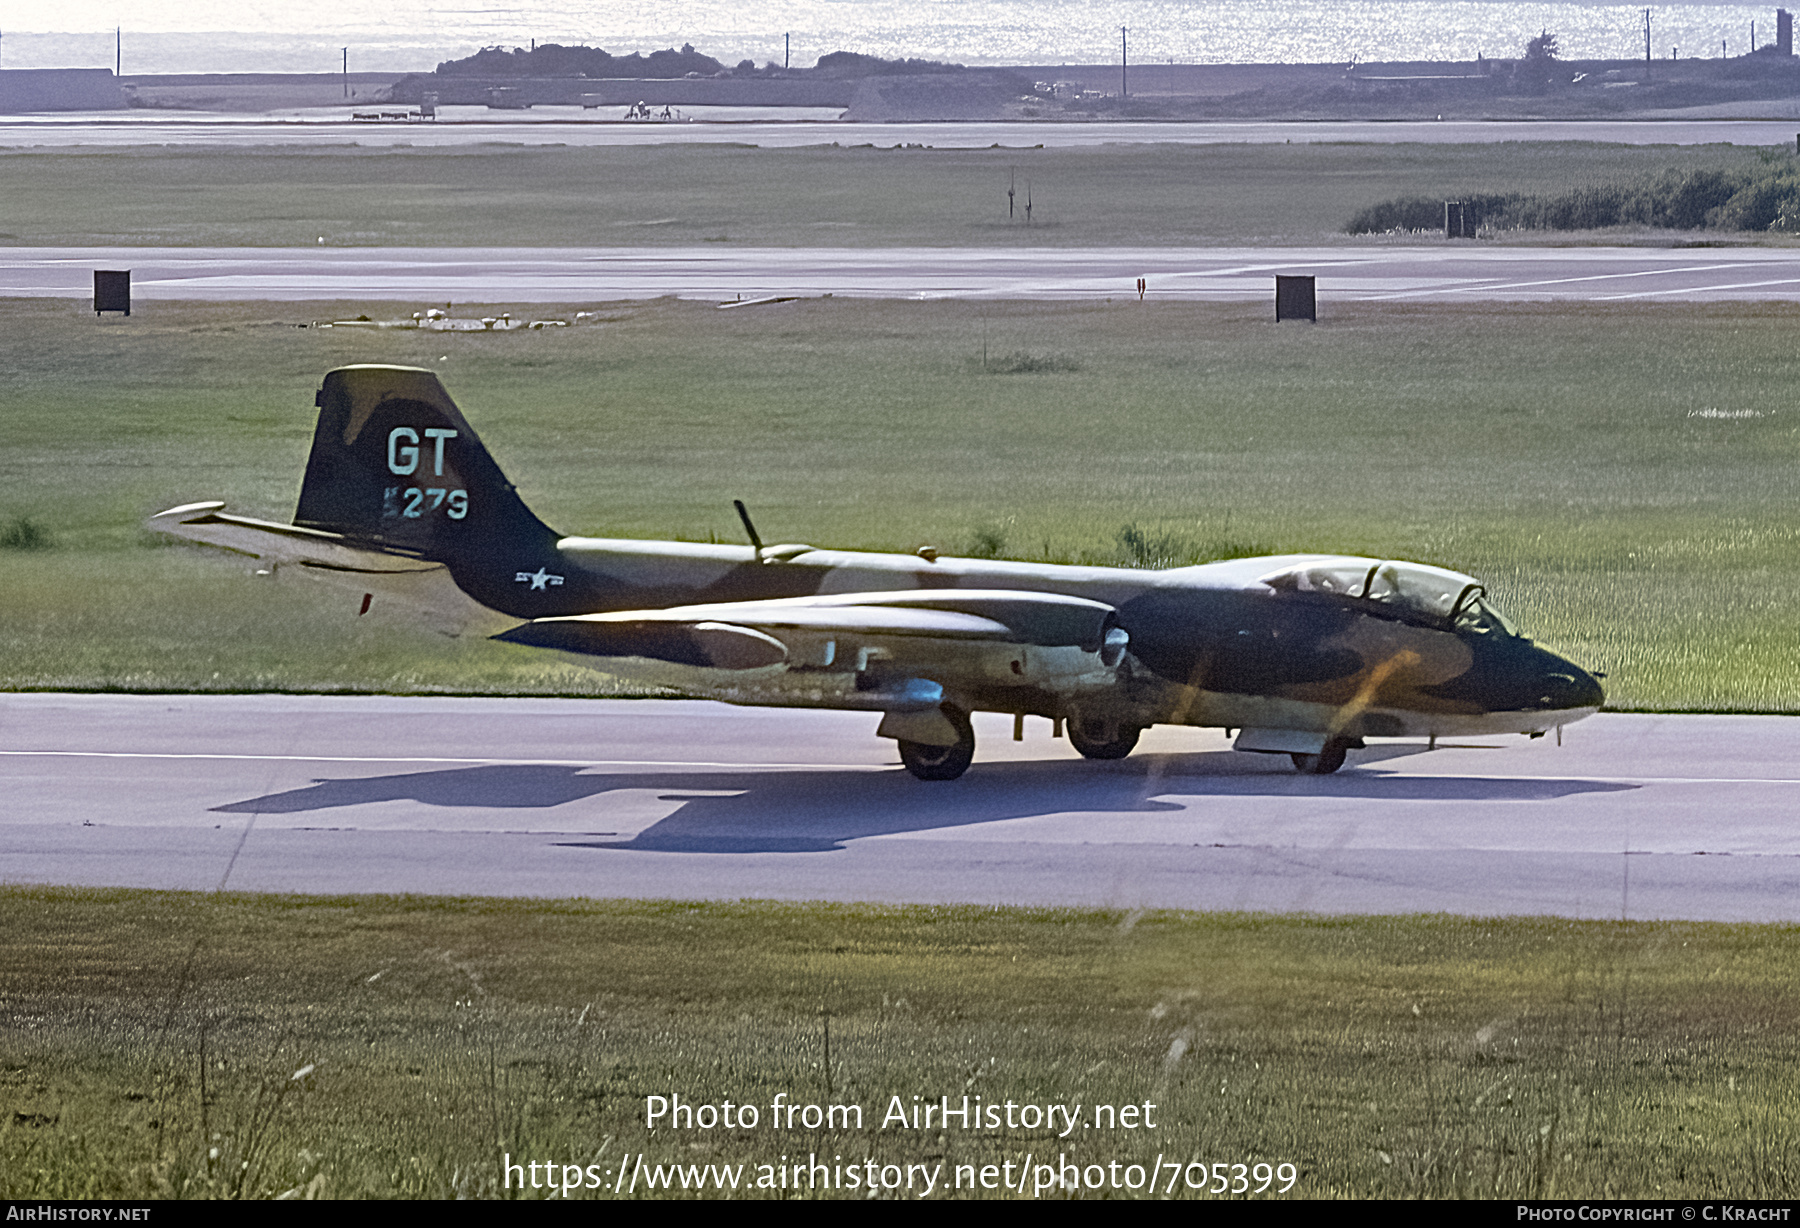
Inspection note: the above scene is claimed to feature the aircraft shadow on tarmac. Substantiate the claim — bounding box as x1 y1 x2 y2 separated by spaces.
211 748 1637 854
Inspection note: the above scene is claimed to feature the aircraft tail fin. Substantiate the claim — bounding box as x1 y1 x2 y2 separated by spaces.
294 365 575 615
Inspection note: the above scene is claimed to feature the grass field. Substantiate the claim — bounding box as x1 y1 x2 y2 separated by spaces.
4 295 1800 709
2 887 1795 1200
0 140 1791 247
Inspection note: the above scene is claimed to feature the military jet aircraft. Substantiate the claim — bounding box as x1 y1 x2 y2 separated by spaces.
150 365 1605 780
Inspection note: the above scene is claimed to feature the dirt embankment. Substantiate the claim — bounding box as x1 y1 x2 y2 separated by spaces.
14 55 1800 120
1015 56 1800 121
389 56 1800 121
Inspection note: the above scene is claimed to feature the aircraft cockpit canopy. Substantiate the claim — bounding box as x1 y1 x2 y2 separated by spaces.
1260 558 1519 636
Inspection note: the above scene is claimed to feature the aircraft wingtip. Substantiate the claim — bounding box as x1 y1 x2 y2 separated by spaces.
148 500 227 522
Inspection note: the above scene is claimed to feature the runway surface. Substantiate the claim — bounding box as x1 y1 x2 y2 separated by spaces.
14 245 1800 303
6 115 1800 149
4 693 1797 921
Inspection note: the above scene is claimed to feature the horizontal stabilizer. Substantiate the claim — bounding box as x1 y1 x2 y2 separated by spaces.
147 501 511 637
148 503 435 572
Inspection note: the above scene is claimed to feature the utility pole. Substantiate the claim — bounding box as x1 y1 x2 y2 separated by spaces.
342 47 348 97
1121 27 1128 97
116 27 121 77
784 33 790 69
1644 9 1652 79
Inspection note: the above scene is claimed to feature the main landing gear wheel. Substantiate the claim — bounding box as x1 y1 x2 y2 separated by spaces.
898 706 975 781
1067 716 1142 760
1291 740 1348 775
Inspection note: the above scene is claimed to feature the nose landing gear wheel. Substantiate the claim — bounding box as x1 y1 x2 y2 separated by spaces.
898 705 975 781
1291 740 1348 775
1067 716 1142 760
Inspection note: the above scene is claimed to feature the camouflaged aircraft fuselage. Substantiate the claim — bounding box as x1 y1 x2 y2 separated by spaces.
151 365 1604 780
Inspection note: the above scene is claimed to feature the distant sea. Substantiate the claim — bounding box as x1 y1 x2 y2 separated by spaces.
0 1 1788 75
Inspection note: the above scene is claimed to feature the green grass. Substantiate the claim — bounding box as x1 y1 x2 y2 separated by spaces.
3 887 1797 1199
0 141 1792 247
4 296 1800 708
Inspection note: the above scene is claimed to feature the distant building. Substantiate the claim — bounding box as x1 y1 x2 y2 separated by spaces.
1780 9 1793 55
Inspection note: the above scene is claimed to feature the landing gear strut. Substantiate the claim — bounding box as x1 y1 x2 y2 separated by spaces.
1291 740 1349 775
898 705 975 781
1067 715 1142 760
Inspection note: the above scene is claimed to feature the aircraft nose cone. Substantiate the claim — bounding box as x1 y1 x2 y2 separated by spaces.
1536 659 1605 711
1422 642 1605 715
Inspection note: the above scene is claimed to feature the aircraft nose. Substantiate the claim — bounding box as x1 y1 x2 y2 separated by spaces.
1535 655 1605 712
1422 641 1604 714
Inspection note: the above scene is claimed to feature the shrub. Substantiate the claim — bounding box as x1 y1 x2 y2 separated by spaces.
1708 175 1800 230
1345 196 1448 234
1347 165 1800 234
1505 184 1626 230
987 351 1080 374
1346 193 1512 234
0 516 51 550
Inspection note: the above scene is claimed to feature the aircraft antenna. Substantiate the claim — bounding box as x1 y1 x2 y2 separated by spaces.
733 499 765 563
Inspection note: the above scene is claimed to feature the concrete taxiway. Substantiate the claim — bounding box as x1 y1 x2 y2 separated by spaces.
3 693 1796 921
13 245 1800 303
6 116 1800 150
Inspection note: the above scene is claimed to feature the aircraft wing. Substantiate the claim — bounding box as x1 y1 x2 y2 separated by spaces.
495 589 1133 718
146 501 512 636
499 589 1121 661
